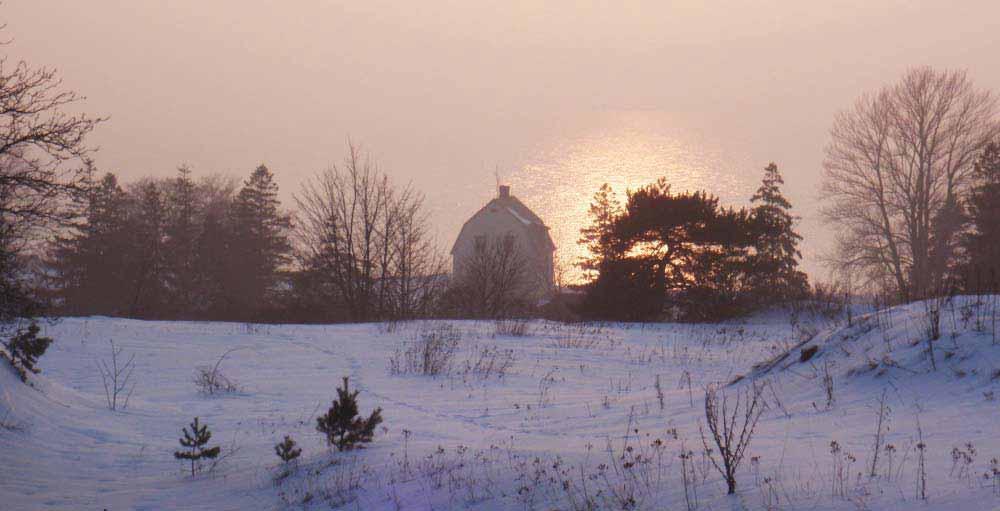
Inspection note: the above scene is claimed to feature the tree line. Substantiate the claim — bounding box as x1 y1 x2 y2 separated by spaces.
5 29 1000 331
47 146 445 323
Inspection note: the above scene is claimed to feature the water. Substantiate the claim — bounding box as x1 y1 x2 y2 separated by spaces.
505 110 762 281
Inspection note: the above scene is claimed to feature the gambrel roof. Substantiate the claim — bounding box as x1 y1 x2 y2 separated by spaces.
450 193 555 256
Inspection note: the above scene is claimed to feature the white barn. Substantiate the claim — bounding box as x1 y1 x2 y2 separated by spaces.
451 185 556 301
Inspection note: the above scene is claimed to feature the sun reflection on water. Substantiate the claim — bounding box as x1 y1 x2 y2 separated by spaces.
509 111 756 282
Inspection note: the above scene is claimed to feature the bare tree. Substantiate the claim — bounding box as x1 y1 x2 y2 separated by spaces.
295 142 444 322
699 382 764 494
450 235 538 319
96 340 136 410
0 58 104 238
822 67 999 301
0 31 103 324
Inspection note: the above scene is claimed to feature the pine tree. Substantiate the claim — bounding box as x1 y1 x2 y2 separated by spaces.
2 322 53 382
748 163 808 302
962 142 1000 292
173 417 221 476
228 165 291 317
316 377 383 451
578 183 623 280
274 435 302 463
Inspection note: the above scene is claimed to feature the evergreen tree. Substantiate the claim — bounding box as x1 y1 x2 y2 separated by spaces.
51 173 131 315
194 206 233 318
578 183 623 281
2 322 53 382
274 435 302 463
163 166 200 316
962 142 1000 292
228 165 291 318
124 181 167 318
173 417 221 476
748 163 808 302
579 179 770 321
316 377 383 451
0 222 42 327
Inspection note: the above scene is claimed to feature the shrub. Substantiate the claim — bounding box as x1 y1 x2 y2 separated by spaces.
493 318 530 337
174 417 221 476
388 324 459 376
699 383 764 494
460 344 516 379
193 348 242 395
275 435 302 463
2 322 52 382
316 377 383 451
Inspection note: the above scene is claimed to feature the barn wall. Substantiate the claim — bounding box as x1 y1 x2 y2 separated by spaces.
452 204 554 300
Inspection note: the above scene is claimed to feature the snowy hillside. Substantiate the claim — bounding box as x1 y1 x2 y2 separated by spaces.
2 298 1000 510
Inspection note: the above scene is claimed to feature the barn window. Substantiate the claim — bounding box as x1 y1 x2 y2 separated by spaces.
502 232 516 251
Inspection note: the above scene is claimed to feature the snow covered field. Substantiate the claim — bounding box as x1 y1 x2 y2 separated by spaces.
3 298 1000 510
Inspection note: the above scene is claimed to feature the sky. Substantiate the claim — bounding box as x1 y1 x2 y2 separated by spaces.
6 1 1000 279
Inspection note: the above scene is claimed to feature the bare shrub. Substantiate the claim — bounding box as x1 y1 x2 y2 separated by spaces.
460 344 515 380
986 457 1000 496
679 448 698 511
916 418 928 500
194 348 242 395
654 374 665 411
868 389 891 478
96 339 137 410
241 322 269 335
815 360 835 410
552 333 601 349
699 382 764 494
922 297 944 371
829 440 856 498
388 324 460 376
493 318 530 337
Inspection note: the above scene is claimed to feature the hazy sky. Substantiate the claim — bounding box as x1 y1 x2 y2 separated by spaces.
7 1 1000 278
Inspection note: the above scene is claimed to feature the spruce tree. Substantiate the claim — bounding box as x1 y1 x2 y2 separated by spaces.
316 377 383 451
229 165 291 317
748 163 808 302
578 183 623 281
963 142 1000 292
173 417 221 476
51 173 131 315
274 435 302 463
163 166 200 316
124 181 167 318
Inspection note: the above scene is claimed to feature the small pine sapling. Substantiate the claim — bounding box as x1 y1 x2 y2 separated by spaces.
174 417 221 476
275 435 302 463
316 377 383 451
2 322 53 382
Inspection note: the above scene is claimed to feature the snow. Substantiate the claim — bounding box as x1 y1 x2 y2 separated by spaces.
2 298 1000 510
506 206 533 226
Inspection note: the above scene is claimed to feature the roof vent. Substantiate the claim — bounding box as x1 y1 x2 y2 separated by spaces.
499 185 510 198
